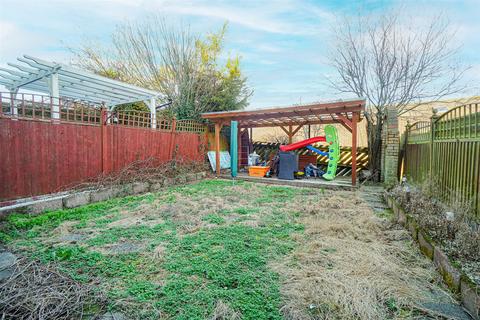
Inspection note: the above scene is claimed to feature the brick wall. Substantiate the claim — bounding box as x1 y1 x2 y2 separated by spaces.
383 105 400 184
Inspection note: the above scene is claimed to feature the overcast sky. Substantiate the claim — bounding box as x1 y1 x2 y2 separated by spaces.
1 0 479 108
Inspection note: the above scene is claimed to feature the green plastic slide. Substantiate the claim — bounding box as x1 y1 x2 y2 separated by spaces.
322 125 340 181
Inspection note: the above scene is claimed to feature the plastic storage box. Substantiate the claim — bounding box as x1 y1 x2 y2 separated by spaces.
248 166 270 177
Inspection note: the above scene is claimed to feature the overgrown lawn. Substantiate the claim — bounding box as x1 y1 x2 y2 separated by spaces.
1 179 450 319
1 180 307 319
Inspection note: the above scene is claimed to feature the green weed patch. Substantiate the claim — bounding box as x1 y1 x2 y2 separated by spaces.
0 179 312 319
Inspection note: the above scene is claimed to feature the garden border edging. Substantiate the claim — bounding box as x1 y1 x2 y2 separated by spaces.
385 195 480 320
0 172 208 219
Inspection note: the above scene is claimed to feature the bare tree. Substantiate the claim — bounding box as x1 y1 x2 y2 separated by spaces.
73 17 251 120
302 124 324 139
327 11 467 178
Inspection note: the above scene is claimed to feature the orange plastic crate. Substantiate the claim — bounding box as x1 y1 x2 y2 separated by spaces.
248 166 270 177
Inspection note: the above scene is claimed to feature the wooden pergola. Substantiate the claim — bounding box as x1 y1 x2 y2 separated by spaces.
201 99 366 185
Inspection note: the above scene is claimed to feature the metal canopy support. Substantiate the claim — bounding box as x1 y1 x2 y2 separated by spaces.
0 55 163 116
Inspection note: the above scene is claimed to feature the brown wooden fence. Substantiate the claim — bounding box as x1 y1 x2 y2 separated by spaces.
252 141 369 176
0 97 207 201
402 103 480 218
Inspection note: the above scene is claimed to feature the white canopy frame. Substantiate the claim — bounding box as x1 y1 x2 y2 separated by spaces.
0 55 163 127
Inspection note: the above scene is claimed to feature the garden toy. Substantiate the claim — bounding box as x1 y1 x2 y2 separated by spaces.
279 124 339 180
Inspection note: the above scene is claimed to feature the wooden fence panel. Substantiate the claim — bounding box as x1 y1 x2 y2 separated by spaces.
174 132 206 162
108 126 173 172
0 118 102 200
0 116 206 201
403 104 480 219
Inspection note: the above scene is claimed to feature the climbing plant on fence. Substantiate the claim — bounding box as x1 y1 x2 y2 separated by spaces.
402 103 480 218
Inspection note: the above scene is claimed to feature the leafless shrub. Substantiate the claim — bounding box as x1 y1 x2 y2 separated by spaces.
387 179 480 262
0 257 107 320
59 157 209 192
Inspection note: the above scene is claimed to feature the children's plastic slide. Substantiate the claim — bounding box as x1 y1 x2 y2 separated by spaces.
279 125 340 180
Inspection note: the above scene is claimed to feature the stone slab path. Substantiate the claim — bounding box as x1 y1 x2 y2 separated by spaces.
358 185 472 320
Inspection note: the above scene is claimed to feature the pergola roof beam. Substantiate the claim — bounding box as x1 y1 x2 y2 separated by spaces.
6 67 60 91
202 99 365 119
0 72 22 83
240 119 340 128
58 77 149 100
16 82 126 105
21 78 144 103
0 55 163 107
0 67 30 78
7 62 40 75
11 61 149 101
208 107 360 125
21 55 159 97
10 84 109 105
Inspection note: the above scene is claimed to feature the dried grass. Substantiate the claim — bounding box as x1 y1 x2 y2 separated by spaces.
271 190 439 320
0 256 106 320
152 244 166 260
209 300 241 320
156 189 264 235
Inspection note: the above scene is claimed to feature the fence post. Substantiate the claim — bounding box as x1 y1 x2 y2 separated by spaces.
399 120 410 179
169 117 177 160
429 109 439 177
101 108 109 175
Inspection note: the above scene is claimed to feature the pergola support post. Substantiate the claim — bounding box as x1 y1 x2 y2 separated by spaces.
238 127 249 169
351 112 359 186
214 122 222 175
169 118 177 159
249 127 254 156
48 72 60 120
280 125 303 144
149 97 157 129
9 89 18 118
238 128 243 170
